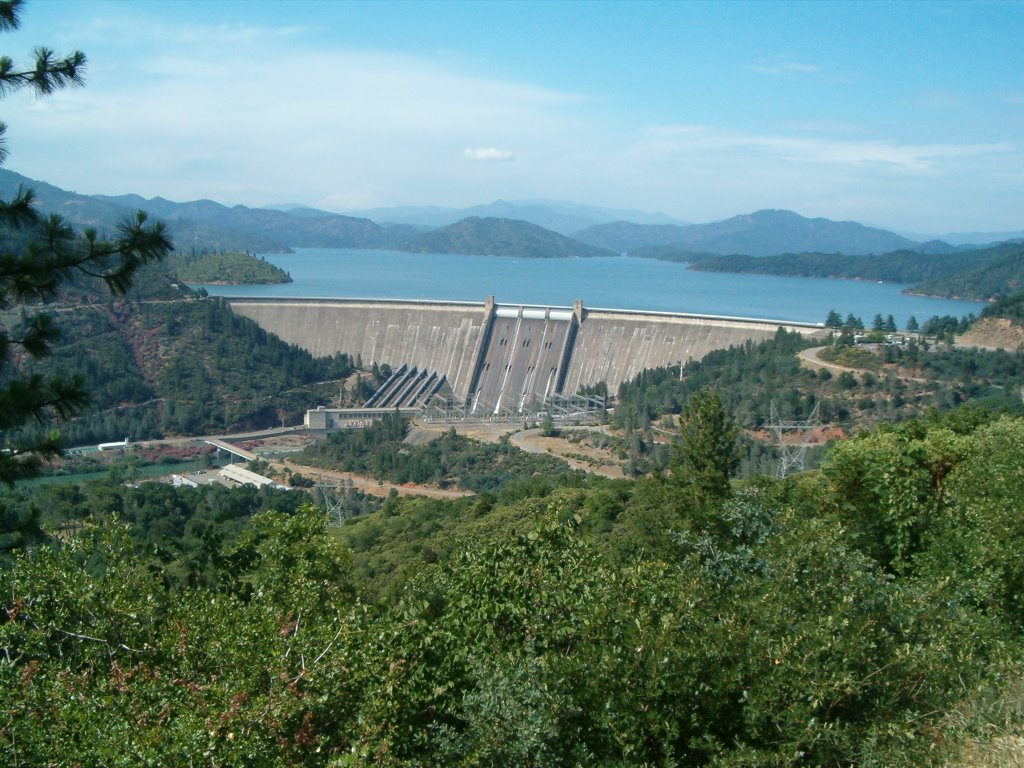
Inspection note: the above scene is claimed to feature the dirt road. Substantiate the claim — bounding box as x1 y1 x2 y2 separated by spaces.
509 427 625 479
272 459 474 500
798 346 861 375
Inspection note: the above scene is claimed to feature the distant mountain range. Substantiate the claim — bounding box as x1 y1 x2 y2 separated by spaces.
92 192 388 251
891 225 1024 246
400 217 615 258
343 199 686 235
1 168 1020 260
572 210 923 257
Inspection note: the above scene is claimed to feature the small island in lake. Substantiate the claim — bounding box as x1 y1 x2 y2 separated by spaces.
171 250 292 285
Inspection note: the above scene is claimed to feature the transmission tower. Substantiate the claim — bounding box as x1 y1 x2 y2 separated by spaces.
768 401 821 478
316 479 352 526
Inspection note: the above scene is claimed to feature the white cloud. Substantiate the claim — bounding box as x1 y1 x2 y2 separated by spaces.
749 58 822 76
635 124 1014 171
464 147 515 162
72 15 305 51
8 19 579 207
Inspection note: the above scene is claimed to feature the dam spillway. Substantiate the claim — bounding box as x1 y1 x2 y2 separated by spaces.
228 296 824 412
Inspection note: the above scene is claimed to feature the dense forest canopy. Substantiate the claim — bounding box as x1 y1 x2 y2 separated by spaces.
15 289 354 446
4 408 1024 765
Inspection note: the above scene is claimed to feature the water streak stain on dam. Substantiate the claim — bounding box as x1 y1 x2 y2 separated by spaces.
229 296 824 411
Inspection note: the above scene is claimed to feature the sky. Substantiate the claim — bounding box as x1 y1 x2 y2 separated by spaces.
4 0 1024 235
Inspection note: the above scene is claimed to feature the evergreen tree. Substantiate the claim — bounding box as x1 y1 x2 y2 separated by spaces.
825 309 843 328
670 388 740 504
0 0 172 489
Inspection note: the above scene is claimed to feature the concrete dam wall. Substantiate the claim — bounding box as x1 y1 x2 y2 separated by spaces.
230 298 490 400
228 297 823 412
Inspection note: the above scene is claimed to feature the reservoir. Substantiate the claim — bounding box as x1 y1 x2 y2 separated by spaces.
197 248 987 328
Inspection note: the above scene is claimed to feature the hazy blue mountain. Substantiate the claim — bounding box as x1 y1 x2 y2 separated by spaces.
571 221 704 254
938 231 1024 246
574 209 924 256
262 204 338 218
895 225 1024 245
912 240 960 255
379 222 433 242
13 169 1017 260
0 169 284 252
347 199 685 235
154 220 280 253
351 205 456 228
396 216 617 258
94 193 388 250
0 168 130 231
96 194 227 222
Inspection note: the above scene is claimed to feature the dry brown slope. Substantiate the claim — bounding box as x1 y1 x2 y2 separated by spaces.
957 317 1024 350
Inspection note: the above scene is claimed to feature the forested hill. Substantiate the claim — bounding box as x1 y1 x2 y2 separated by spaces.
396 216 617 258
0 169 388 253
0 168 283 253
168 251 292 284
689 240 1024 301
573 209 922 256
94 193 388 250
981 291 1024 323
19 271 353 446
913 241 1024 298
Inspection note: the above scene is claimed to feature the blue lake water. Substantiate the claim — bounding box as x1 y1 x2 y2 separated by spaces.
196 248 987 328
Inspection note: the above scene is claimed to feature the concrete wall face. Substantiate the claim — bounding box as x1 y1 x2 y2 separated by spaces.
470 308 576 415
229 299 488 399
562 311 807 394
229 298 822 407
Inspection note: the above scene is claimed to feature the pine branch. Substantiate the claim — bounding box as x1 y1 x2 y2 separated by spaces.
0 46 85 98
0 184 40 230
0 1 23 33
0 373 89 430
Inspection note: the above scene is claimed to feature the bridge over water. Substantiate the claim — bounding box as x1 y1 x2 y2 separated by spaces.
228 296 824 415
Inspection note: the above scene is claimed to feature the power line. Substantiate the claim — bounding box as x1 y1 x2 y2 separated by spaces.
768 400 820 478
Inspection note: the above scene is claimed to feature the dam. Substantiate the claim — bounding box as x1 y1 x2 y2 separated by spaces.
229 296 824 415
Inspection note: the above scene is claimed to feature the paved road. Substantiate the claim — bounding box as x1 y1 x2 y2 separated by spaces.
134 424 307 450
